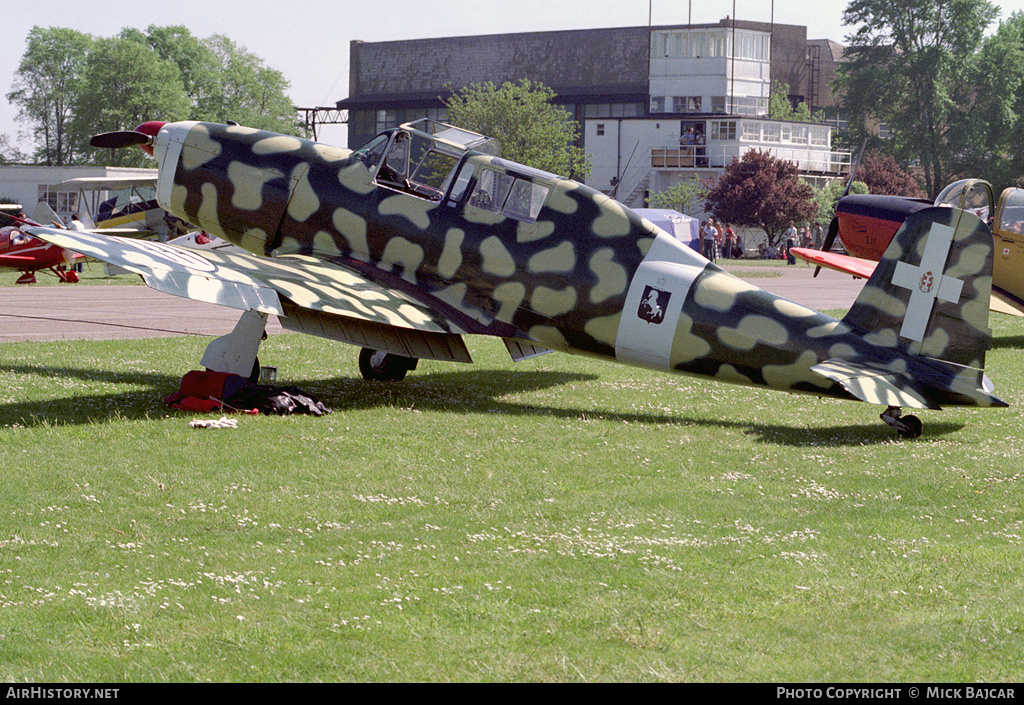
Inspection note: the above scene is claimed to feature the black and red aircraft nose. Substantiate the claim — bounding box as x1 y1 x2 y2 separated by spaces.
134 121 167 156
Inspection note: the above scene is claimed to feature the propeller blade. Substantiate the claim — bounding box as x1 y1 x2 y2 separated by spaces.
813 217 840 277
90 131 152 149
841 137 869 198
813 138 867 276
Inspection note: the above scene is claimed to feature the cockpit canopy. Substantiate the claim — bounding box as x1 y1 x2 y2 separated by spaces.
351 119 559 225
934 178 1024 243
935 179 994 221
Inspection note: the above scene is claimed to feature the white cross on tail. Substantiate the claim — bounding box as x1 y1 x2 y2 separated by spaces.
891 221 965 342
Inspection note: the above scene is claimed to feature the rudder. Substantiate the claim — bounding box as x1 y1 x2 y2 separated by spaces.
842 206 994 369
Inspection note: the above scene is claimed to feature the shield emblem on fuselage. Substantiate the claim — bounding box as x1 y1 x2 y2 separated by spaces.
638 286 671 324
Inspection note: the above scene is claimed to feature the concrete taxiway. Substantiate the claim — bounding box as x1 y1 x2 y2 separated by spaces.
0 264 865 343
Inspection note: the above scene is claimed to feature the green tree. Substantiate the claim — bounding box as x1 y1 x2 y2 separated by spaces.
967 13 1024 187
837 0 1003 197
854 149 925 197
8 25 300 166
769 81 822 123
73 35 190 167
704 150 817 247
6 26 93 165
138 25 220 121
808 178 869 226
0 134 29 165
444 79 591 180
202 35 298 134
647 176 710 217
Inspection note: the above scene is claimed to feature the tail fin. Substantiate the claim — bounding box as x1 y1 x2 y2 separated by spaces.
842 206 993 369
32 201 61 227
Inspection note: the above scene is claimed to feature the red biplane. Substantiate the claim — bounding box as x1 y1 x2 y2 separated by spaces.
0 205 83 284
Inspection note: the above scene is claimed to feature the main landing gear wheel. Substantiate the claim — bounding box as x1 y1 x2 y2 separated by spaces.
880 406 923 439
358 348 417 382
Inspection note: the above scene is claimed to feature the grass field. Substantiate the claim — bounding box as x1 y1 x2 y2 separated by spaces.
0 264 143 288
2 273 1024 681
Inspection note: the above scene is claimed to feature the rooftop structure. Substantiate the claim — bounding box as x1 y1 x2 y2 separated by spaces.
335 18 849 206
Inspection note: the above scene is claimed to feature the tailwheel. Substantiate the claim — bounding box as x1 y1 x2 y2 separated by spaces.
358 348 417 382
880 406 923 439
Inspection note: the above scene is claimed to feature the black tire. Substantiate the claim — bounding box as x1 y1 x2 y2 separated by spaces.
897 415 923 439
358 348 415 382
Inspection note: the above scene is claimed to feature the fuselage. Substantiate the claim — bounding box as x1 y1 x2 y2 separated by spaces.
146 122 996 408
835 195 933 260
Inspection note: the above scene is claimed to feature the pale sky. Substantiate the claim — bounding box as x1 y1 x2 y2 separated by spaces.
4 0 1024 152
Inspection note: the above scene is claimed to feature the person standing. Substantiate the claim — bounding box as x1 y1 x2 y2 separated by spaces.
701 219 717 261
785 221 798 265
68 214 86 272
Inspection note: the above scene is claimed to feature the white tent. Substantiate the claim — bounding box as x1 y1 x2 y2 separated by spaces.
633 208 701 252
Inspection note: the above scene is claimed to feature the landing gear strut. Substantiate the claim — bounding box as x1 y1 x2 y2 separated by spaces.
880 406 923 439
358 348 417 382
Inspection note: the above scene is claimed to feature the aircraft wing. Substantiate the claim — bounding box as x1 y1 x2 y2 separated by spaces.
990 288 1024 317
791 246 1024 317
48 175 157 191
789 247 875 279
86 228 158 237
0 254 37 267
25 225 465 336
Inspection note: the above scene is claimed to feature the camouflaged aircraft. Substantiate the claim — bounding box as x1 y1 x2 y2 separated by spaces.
28 119 1008 437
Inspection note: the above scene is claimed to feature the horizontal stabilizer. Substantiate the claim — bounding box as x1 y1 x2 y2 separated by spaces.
794 246 1024 318
811 359 937 409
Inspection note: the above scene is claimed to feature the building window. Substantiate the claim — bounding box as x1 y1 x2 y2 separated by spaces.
38 188 78 214
729 96 769 117
670 97 702 113
375 107 448 134
596 124 605 136
651 28 768 61
584 102 644 118
650 96 667 113
711 121 737 141
375 109 395 133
